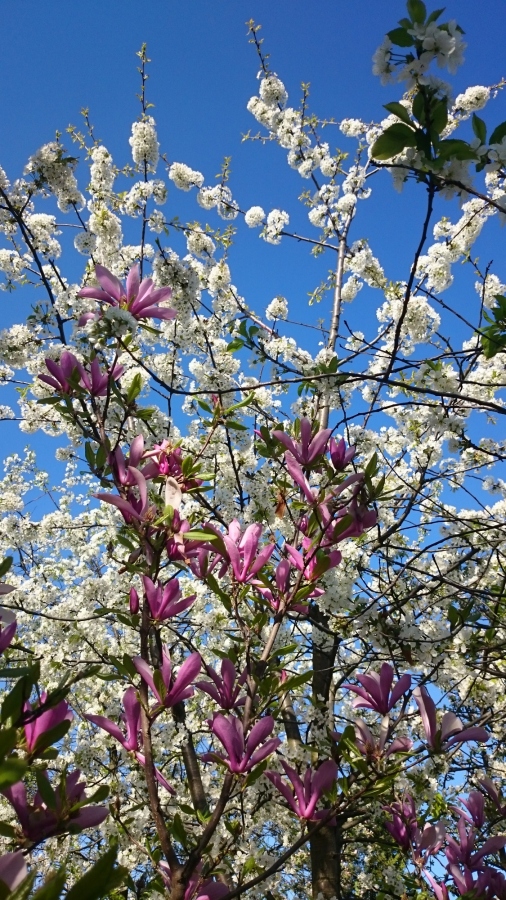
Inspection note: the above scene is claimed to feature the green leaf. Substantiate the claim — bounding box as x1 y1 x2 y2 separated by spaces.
437 139 477 161
126 372 143 403
36 769 57 809
472 113 487 144
244 759 269 787
407 0 426 23
84 442 95 469
365 452 378 478
386 27 414 47
383 102 414 128
0 556 12 578
31 868 66 900
0 822 16 838
171 812 188 847
4 872 37 900
281 670 312 692
224 420 248 431
32 718 72 756
0 756 27 789
226 338 245 353
76 783 109 806
430 98 448 135
1 671 37 725
426 7 445 24
370 123 417 160
66 847 126 900
489 120 506 145
412 90 426 126
0 727 17 759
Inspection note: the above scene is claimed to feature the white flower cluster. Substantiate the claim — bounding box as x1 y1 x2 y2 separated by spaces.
25 213 61 258
197 184 239 219
25 142 84 211
261 209 289 244
265 295 288 320
89 146 115 196
73 231 98 256
259 74 288 108
88 205 123 268
339 118 367 138
206 260 231 295
244 205 265 227
346 240 385 289
0 249 26 286
454 85 490 114
124 180 166 216
186 229 215 258
341 274 363 303
476 272 506 310
129 116 159 172
168 162 204 191
373 20 465 87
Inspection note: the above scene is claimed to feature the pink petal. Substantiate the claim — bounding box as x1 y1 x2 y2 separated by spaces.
413 686 437 747
126 264 140 302
86 714 125 747
132 657 160 703
77 287 117 303
308 428 332 462
95 264 123 301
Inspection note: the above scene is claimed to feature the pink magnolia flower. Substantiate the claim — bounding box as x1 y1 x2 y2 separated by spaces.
23 693 73 753
423 871 449 900
329 437 356 471
445 815 506 871
284 541 341 584
253 557 311 614
0 608 17 654
480 778 506 816
159 861 229 900
451 791 486 829
142 575 196 622
0 852 28 891
448 865 506 900
133 649 201 712
332 497 378 542
342 663 411 716
2 770 108 843
78 356 124 397
94 479 152 524
413 686 489 750
39 351 82 394
86 687 174 793
284 453 318 504
384 794 444 863
77 263 176 324
166 516 212 564
266 759 337 820
350 717 413 760
272 418 331 465
211 520 275 584
110 435 146 487
143 442 202 491
197 659 248 711
383 794 418 851
201 713 281 774
87 686 141 753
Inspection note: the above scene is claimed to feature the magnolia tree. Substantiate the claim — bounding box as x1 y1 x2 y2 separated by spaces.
1 1 506 898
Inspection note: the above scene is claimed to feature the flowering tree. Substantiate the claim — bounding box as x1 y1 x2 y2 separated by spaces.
0 1 506 898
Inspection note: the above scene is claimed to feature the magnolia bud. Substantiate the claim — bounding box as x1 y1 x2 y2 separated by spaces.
129 587 139 615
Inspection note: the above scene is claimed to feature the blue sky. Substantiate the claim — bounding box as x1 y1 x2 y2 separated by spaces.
1 0 506 485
